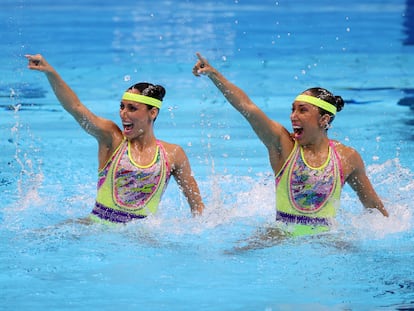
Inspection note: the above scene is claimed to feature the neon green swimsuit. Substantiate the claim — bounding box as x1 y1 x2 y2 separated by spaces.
275 140 344 236
90 139 171 223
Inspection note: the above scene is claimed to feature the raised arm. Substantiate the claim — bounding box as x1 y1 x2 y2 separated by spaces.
192 52 293 172
25 54 121 146
345 148 389 217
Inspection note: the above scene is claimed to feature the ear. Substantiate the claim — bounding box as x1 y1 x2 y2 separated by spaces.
319 114 331 128
150 107 159 120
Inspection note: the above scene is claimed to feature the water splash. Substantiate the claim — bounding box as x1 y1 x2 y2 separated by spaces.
135 158 413 243
2 93 45 231
339 158 413 240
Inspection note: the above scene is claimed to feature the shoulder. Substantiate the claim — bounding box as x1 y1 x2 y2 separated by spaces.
158 140 184 154
158 141 187 164
331 140 360 159
331 140 365 177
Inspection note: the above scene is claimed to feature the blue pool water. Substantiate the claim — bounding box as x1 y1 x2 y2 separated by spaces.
1 0 414 310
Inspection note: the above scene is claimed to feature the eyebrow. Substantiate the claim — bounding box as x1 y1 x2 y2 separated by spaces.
292 102 309 108
121 100 140 106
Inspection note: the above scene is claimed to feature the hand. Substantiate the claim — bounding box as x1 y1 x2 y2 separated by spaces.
25 54 53 73
192 52 213 77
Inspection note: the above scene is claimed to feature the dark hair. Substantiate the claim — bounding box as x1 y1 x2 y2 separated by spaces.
126 83 165 122
127 82 166 108
304 87 344 123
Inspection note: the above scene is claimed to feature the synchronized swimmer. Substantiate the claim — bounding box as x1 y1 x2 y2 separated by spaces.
193 52 388 237
25 52 388 237
25 54 204 224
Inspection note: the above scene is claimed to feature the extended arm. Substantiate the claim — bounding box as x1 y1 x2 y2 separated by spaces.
193 53 287 149
193 53 293 173
25 54 121 145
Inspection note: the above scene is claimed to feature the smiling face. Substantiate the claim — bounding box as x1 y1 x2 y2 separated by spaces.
119 91 158 139
290 94 327 145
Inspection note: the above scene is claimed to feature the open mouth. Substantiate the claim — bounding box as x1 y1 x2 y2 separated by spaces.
292 125 303 138
123 122 134 132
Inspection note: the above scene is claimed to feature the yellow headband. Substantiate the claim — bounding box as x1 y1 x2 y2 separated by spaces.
122 92 162 109
295 94 336 115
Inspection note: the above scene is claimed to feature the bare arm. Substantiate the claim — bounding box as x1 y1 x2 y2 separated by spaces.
346 149 389 217
169 144 204 216
193 53 293 172
25 54 123 167
25 54 122 147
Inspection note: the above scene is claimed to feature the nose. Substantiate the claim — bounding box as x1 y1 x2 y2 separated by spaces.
119 106 126 117
119 110 128 123
290 110 297 121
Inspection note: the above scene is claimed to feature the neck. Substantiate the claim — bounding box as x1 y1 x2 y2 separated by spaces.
128 134 157 151
300 137 330 167
301 135 329 152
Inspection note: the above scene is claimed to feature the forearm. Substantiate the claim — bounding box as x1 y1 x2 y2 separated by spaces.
193 53 285 150
26 54 105 139
348 160 389 218
376 204 389 217
178 175 204 216
190 198 204 216
207 68 284 149
185 178 204 216
45 69 105 139
45 70 83 117
207 69 254 118
361 196 389 217
355 183 389 217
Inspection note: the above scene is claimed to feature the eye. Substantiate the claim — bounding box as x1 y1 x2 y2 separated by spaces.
120 103 138 112
297 105 309 113
128 105 137 112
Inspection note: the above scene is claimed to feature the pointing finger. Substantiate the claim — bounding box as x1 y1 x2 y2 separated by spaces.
196 52 208 67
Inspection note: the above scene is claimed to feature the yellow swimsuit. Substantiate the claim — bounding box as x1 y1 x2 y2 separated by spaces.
275 140 344 236
90 139 170 223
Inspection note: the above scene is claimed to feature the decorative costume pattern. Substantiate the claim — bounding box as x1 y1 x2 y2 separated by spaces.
91 139 170 223
275 140 344 234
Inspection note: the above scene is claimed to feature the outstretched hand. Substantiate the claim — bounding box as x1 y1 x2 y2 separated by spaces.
192 52 214 77
25 54 53 73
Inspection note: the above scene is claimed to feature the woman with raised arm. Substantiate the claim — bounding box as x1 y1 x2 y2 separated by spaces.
193 52 387 237
26 54 204 224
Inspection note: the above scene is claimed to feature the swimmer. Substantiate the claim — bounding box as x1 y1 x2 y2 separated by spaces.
193 52 388 238
25 54 204 223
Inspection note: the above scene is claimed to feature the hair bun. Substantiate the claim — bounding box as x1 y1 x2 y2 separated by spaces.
153 85 166 100
335 96 344 112
131 82 166 101
142 84 165 101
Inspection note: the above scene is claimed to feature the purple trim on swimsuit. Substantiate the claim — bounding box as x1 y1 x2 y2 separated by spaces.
276 211 331 227
92 202 146 223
